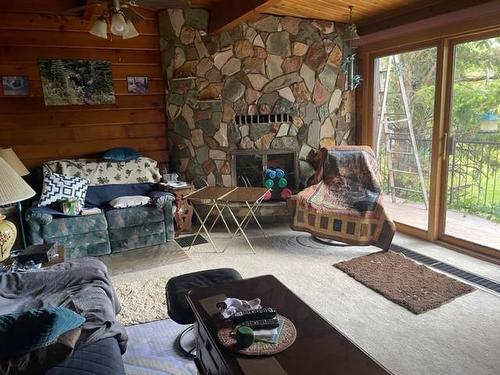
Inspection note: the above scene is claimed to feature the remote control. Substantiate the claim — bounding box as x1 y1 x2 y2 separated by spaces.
240 318 280 330
231 308 277 324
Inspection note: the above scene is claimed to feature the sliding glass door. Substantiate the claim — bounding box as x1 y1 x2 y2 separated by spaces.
444 36 500 251
373 47 437 231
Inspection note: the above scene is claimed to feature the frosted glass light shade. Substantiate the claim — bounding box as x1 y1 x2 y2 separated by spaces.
90 16 108 39
0 158 35 205
123 20 139 39
344 23 360 40
0 148 29 176
111 12 129 36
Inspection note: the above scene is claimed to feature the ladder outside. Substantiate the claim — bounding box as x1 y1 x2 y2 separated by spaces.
375 54 429 209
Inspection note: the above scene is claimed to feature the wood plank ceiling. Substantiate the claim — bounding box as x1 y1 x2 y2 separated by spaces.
190 0 493 34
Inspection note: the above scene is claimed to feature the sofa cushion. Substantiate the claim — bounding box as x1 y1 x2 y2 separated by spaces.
42 214 108 238
53 231 111 259
110 231 166 253
46 337 126 375
85 183 157 208
105 206 164 229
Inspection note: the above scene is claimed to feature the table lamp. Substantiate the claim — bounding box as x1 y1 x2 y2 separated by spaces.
0 157 35 262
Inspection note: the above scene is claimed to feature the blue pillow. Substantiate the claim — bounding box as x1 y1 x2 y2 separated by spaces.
0 307 85 359
103 147 141 161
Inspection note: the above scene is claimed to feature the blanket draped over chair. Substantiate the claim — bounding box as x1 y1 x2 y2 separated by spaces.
290 146 395 250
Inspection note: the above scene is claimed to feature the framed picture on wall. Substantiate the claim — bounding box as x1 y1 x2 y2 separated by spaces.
38 59 115 106
127 76 148 94
2 76 29 96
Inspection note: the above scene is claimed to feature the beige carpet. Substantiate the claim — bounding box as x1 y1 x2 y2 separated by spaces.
101 242 189 276
335 251 474 314
111 226 500 375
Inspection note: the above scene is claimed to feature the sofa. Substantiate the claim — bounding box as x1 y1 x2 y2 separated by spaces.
25 157 175 259
0 258 127 374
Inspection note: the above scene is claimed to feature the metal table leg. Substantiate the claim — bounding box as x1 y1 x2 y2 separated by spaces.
188 200 219 253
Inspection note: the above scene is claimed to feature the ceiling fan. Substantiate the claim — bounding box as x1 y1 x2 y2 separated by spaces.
61 0 191 40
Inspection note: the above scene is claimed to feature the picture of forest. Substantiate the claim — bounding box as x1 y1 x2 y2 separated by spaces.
38 59 115 106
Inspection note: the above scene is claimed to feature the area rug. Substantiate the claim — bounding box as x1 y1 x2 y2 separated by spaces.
123 319 196 375
101 242 189 276
334 251 474 314
115 277 171 326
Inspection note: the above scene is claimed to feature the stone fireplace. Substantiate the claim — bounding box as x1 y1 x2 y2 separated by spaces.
158 9 356 193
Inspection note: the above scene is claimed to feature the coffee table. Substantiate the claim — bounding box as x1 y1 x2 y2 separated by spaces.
187 275 392 375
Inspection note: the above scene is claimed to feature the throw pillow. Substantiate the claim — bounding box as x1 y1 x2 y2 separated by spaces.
109 195 151 208
103 147 141 161
38 173 89 210
0 307 85 360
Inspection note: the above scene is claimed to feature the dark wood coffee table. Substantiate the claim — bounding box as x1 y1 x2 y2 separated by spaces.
187 275 392 375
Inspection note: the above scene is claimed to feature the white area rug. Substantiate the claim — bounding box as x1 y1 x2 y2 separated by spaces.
123 319 196 375
112 225 500 375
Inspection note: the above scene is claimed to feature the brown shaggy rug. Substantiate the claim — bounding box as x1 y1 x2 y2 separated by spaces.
335 251 474 314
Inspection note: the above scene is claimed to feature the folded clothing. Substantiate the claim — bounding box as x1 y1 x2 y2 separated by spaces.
109 195 151 208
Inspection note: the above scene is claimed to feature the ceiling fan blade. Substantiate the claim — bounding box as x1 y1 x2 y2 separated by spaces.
123 7 145 22
132 0 190 10
59 5 88 15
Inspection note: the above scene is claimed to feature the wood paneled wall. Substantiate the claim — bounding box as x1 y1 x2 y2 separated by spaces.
0 1 168 167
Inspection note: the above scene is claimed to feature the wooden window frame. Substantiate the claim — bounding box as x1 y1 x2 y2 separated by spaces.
356 18 500 264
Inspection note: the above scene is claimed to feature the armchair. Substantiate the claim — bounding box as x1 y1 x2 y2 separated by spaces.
288 146 395 250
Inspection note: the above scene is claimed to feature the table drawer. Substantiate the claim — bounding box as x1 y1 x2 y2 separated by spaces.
196 322 230 375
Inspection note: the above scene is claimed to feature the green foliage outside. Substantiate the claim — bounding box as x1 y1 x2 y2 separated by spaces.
377 37 500 222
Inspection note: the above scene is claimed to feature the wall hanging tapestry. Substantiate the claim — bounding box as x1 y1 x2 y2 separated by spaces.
38 59 115 106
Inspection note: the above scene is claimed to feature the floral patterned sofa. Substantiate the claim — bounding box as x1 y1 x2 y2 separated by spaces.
25 157 175 259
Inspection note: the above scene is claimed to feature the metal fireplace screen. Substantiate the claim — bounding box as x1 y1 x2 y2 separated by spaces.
232 150 297 201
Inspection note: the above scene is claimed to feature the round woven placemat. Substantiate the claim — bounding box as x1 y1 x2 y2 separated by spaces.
217 314 297 356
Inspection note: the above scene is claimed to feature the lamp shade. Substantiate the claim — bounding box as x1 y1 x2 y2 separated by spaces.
89 16 108 39
111 12 129 36
0 158 35 205
122 20 139 40
0 148 29 176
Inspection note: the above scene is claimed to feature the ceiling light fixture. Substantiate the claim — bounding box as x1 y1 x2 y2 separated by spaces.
123 19 139 39
89 16 108 39
88 0 140 40
344 6 360 41
110 11 130 36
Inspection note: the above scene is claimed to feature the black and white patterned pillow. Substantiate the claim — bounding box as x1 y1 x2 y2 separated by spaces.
38 173 89 208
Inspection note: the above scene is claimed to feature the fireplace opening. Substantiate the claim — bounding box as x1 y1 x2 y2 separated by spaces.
232 150 298 201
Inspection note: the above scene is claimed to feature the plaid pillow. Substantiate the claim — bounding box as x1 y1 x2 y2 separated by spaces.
38 173 89 209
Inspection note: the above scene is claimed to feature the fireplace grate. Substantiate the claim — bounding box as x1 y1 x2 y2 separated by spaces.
234 113 291 125
390 244 500 295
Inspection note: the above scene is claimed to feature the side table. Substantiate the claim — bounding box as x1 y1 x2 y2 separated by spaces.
159 183 195 237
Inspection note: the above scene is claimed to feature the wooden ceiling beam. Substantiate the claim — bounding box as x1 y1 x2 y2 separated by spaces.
357 0 494 35
208 0 282 34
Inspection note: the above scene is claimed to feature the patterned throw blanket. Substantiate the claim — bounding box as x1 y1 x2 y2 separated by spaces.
291 146 395 250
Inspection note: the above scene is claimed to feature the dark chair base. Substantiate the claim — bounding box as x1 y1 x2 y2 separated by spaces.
175 325 196 358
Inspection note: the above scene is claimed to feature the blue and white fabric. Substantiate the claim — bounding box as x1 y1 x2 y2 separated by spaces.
38 173 89 208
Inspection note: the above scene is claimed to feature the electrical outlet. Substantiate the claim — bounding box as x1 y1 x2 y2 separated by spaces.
346 113 352 122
